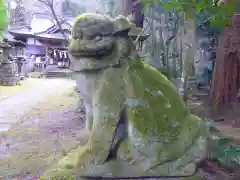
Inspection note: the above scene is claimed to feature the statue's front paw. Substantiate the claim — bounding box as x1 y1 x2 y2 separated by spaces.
43 148 79 178
76 144 109 169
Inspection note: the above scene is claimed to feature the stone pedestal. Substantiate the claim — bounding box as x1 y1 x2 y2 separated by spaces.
0 62 18 86
0 42 18 86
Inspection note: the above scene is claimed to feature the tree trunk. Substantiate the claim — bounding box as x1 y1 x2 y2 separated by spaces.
210 15 240 111
210 0 240 111
182 9 197 78
181 9 197 101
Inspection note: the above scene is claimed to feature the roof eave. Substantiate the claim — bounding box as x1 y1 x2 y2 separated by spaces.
8 31 34 37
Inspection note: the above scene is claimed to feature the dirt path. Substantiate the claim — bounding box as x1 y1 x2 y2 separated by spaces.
0 78 86 179
0 79 44 101
0 79 75 131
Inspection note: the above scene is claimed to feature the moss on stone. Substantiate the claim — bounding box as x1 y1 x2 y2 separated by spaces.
126 58 189 137
113 15 134 31
75 13 104 23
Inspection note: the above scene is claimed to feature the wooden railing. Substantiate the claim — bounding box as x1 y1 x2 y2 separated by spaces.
34 62 47 72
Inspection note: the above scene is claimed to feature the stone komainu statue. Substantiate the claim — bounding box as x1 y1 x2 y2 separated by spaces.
43 13 240 179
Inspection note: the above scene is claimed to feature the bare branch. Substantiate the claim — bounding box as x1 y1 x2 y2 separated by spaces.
44 0 52 6
35 0 69 42
8 0 27 26
37 0 49 6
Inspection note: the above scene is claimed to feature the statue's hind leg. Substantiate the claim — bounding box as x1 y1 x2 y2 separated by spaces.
43 104 124 178
77 99 93 145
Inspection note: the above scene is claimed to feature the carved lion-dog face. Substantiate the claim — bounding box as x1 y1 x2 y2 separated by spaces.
68 13 144 71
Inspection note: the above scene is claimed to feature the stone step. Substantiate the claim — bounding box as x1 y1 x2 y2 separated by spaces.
198 85 210 91
187 81 197 85
41 71 70 78
192 92 209 97
188 77 197 80
43 72 67 75
187 78 197 84
28 74 41 78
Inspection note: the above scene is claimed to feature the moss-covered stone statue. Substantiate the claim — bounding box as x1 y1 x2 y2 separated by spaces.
43 13 240 179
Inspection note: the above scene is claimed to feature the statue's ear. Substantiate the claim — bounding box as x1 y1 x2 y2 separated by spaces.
112 15 134 37
128 26 150 42
113 15 150 41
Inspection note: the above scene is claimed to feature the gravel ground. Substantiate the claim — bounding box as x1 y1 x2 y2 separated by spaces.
0 79 75 129
0 78 83 178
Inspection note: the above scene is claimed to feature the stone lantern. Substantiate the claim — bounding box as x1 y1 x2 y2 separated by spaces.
0 42 11 63
0 42 19 86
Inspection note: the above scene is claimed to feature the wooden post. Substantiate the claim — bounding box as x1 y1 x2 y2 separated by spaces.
45 46 48 66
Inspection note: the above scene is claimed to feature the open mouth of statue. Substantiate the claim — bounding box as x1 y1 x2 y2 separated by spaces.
69 46 114 58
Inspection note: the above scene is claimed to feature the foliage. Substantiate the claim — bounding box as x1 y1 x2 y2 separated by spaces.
0 0 8 39
36 0 69 41
138 0 237 28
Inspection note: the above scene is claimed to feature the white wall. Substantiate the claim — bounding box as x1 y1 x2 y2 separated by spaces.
27 38 43 46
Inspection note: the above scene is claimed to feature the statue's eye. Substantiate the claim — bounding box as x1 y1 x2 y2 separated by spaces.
102 32 111 36
95 36 102 41
72 29 82 39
